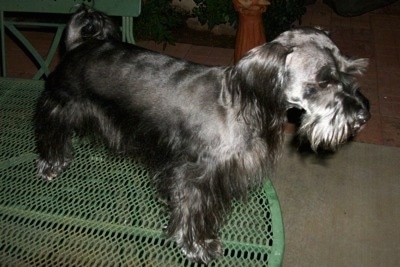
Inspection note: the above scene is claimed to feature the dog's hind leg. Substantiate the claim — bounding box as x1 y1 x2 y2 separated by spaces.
33 92 76 181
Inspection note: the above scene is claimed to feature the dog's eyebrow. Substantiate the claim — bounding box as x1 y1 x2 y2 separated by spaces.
316 65 338 85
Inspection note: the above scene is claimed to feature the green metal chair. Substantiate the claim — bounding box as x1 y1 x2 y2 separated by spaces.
0 0 141 80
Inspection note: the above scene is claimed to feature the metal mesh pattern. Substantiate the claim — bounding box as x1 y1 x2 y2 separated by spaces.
0 78 284 267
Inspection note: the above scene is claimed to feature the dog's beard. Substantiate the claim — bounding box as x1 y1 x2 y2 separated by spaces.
299 110 352 151
297 89 369 151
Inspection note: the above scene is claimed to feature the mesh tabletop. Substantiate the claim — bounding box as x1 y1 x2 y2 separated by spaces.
0 78 284 267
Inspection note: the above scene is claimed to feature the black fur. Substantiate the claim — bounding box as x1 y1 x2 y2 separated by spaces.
34 6 289 264
33 6 370 264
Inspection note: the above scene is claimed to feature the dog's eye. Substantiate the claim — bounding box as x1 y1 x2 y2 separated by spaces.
318 81 330 88
304 87 317 98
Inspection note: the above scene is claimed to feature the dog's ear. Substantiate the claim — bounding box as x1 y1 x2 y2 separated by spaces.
234 42 290 90
326 46 369 76
342 57 369 75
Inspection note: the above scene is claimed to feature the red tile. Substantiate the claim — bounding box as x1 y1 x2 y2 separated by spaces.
209 47 234 60
376 55 400 69
375 45 397 56
373 29 396 45
380 102 400 118
360 61 378 81
352 28 374 42
330 26 353 42
350 15 371 29
361 83 379 107
354 115 383 146
330 13 350 28
188 45 213 57
377 67 400 88
371 14 393 28
382 116 400 147
390 15 400 28
379 94 400 118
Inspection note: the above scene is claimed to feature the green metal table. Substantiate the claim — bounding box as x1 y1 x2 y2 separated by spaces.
0 78 284 266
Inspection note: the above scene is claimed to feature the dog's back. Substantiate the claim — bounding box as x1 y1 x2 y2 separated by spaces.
65 6 120 51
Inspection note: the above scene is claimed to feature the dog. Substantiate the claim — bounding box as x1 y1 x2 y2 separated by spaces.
33 6 370 264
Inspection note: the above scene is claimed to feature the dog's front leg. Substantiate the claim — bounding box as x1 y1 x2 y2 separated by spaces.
165 164 224 264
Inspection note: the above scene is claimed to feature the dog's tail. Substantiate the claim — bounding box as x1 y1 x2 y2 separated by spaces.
65 5 120 51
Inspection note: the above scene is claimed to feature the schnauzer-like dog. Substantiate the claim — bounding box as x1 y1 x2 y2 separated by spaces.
34 7 370 264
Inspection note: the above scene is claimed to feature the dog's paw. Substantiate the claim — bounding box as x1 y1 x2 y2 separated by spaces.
36 159 71 181
181 238 223 264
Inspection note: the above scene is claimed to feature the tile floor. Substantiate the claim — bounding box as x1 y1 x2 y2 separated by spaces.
3 0 400 147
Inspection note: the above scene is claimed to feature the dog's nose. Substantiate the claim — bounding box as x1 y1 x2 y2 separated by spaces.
352 109 370 134
356 109 370 125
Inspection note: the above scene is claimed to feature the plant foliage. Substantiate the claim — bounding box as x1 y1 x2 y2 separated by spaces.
192 0 238 29
133 0 188 45
263 0 306 40
133 0 306 44
192 0 306 41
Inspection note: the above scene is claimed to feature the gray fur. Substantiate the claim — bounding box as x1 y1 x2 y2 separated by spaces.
34 7 370 264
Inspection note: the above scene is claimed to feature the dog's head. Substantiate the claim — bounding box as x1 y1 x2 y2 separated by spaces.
65 5 120 51
275 27 370 150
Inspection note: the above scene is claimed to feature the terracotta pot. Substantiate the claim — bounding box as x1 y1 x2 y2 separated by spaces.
232 0 270 63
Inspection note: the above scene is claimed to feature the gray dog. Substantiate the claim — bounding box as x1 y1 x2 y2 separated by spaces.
34 7 370 264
